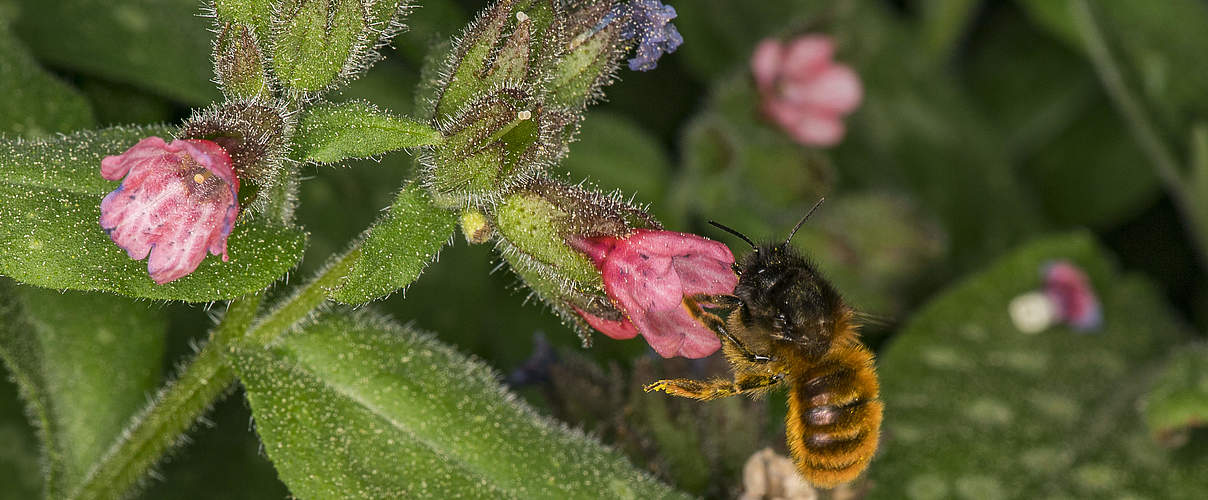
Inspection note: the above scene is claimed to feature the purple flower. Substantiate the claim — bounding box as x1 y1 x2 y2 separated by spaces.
569 229 738 358
607 0 683 71
99 137 240 284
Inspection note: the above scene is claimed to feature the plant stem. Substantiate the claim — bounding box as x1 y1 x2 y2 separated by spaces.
67 295 262 500
66 247 362 499
1070 0 1208 272
245 247 359 346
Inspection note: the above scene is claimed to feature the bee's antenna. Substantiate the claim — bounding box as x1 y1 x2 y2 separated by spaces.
709 220 756 249
785 197 826 244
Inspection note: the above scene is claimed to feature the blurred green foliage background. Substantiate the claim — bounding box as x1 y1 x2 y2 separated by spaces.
1 0 1206 498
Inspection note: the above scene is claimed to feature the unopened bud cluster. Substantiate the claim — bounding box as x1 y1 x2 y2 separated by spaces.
420 0 644 208
417 1 695 346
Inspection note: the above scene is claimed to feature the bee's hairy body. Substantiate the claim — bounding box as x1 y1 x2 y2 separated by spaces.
645 240 883 488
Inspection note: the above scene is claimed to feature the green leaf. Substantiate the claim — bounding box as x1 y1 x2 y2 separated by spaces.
329 184 456 304
271 0 366 95
234 310 688 499
0 20 94 137
1142 343 1208 446
293 101 443 164
1018 0 1208 131
9 0 218 105
870 232 1206 498
0 280 167 497
0 127 306 301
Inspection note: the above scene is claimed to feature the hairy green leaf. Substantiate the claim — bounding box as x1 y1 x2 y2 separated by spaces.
870 232 1206 498
1142 343 1208 446
329 184 456 304
0 20 94 137
235 311 688 499
10 0 217 105
271 0 365 95
0 127 306 301
293 101 443 164
0 280 166 497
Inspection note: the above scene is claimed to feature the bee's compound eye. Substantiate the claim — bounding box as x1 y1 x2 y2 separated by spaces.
732 263 742 275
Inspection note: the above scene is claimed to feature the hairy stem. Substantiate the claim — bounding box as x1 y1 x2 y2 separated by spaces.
67 295 262 500
67 247 361 499
245 247 360 346
1070 0 1208 272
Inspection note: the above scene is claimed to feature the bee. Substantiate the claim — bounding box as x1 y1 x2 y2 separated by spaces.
644 199 883 488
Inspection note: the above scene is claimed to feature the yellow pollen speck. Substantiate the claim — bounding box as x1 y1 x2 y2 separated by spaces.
193 173 205 184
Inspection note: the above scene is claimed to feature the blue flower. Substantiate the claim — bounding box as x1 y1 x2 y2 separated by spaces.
605 0 683 71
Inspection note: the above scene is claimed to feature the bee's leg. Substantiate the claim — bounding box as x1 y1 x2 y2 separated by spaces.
684 293 772 364
644 373 785 401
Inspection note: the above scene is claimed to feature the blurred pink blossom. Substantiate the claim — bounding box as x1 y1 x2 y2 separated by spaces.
1044 260 1102 331
570 229 738 358
99 137 239 284
751 35 863 147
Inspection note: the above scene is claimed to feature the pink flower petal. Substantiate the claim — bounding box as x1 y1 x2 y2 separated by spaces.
101 136 169 180
782 35 834 79
572 229 737 359
99 137 239 284
782 65 863 114
751 40 785 92
787 112 846 147
572 304 640 340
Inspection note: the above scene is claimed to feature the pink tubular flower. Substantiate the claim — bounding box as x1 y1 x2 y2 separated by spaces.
570 229 739 359
751 35 862 147
99 137 240 284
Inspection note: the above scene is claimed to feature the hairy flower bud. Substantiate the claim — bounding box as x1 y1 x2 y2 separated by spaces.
545 1 627 110
214 22 269 99
434 0 561 120
270 0 411 97
423 88 568 207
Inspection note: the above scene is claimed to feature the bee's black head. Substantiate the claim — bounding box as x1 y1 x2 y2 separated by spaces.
731 242 844 354
710 199 841 355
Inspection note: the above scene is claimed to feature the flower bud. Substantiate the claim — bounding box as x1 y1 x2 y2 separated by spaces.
460 208 493 244
544 1 627 110
270 0 410 96
434 0 560 119
214 22 269 99
422 88 568 207
179 100 291 212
